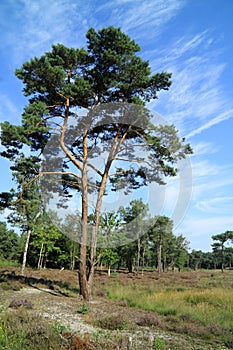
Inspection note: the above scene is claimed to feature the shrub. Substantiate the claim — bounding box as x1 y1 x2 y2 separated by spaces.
0 309 67 349
77 303 90 314
96 315 127 330
136 312 163 327
9 298 33 309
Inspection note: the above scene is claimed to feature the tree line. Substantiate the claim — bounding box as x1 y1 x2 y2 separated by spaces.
0 205 232 274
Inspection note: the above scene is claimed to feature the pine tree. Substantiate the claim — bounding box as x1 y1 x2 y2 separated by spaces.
0 26 192 299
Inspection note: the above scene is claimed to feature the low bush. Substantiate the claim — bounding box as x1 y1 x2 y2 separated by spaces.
9 297 33 309
0 309 67 349
136 312 163 327
96 315 127 330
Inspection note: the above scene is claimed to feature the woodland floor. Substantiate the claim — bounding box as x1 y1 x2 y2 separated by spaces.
0 267 232 349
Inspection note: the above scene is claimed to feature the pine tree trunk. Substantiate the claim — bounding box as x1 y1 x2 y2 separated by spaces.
79 190 89 300
88 169 110 298
79 128 89 300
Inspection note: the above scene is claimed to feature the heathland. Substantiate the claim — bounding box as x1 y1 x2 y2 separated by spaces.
0 267 232 349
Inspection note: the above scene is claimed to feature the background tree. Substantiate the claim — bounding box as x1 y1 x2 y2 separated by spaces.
118 199 149 273
212 231 232 272
30 215 63 269
149 216 173 274
172 235 189 271
188 250 205 270
0 154 42 275
0 26 192 300
0 222 19 262
101 249 119 276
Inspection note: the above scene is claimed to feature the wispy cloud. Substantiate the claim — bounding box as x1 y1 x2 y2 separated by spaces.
0 0 91 66
0 0 186 68
96 0 186 39
191 141 219 156
191 160 221 178
149 30 233 139
196 196 233 214
186 109 233 138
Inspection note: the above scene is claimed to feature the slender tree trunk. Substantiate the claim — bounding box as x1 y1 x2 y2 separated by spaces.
37 243 44 269
43 251 47 268
157 243 162 275
137 235 141 273
141 246 145 276
20 211 40 276
20 229 31 276
84 123 128 299
163 254 167 272
70 243 75 270
79 129 89 300
221 245 224 273
88 161 112 297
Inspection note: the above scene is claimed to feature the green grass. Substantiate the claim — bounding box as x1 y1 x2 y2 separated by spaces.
102 270 233 347
107 285 233 328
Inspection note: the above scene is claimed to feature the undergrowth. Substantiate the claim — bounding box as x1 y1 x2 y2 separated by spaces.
0 309 67 350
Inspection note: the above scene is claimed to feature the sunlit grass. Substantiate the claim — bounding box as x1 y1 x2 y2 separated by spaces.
104 270 233 345
107 285 233 329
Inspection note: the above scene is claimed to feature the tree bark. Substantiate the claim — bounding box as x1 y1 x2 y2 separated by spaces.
20 228 31 276
87 129 123 296
37 242 44 269
157 243 162 275
20 211 40 276
137 235 141 273
78 129 89 300
221 245 224 273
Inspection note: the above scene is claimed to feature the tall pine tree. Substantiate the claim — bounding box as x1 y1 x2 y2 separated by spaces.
0 26 192 299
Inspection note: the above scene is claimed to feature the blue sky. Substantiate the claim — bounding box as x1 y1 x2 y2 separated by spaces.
0 0 233 251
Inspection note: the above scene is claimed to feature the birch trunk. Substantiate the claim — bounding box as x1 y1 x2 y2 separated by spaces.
20 228 31 276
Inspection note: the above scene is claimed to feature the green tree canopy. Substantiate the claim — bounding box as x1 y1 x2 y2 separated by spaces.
0 222 19 261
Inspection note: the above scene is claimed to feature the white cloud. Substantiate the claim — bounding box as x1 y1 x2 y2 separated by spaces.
0 0 186 68
0 0 90 65
196 196 233 214
191 141 219 156
186 109 233 139
149 30 233 139
0 94 20 123
191 160 221 178
96 0 185 39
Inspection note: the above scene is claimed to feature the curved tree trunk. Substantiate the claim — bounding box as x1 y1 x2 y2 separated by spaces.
78 129 89 301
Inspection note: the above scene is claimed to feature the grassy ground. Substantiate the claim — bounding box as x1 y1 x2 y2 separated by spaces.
0 266 232 349
94 269 233 348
